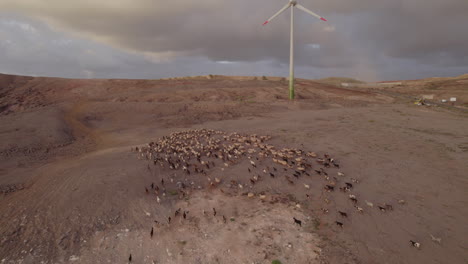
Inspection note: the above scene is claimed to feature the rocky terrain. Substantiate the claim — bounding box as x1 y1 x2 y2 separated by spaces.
0 73 467 263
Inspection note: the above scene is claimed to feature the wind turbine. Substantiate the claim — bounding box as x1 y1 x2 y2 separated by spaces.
262 1 327 100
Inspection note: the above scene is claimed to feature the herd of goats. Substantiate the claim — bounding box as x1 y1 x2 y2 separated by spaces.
131 128 424 261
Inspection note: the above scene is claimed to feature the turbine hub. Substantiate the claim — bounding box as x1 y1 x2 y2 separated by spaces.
290 1 297 6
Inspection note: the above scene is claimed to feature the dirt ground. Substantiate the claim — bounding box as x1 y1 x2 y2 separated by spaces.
0 74 467 264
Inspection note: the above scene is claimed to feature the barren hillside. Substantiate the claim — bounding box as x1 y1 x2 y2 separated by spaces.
0 73 467 264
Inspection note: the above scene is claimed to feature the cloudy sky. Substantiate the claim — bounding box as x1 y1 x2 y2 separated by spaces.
1 0 467 81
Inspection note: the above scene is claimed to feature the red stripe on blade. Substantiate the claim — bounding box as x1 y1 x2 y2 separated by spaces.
262 21 269 25
320 17 327 21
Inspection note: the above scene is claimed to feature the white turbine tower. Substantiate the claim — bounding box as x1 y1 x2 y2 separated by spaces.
262 0 327 100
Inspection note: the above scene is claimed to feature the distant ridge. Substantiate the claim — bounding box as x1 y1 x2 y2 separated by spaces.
315 77 365 86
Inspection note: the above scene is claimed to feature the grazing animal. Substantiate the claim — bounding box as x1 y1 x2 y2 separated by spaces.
285 176 294 184
129 254 132 262
355 206 364 213
168 217 171 224
183 211 188 219
378 206 386 212
365 200 373 207
175 208 181 217
345 182 353 188
320 168 328 176
248 168 251 173
151 183 154 189
324 185 334 192
250 160 256 168
350 178 359 183
410 240 421 249
335 221 344 228
223 215 227 223
430 234 441 244
150 227 154 238
338 211 348 218
213 208 217 216
339 187 350 192
269 172 275 178
145 188 149 194
293 217 302 226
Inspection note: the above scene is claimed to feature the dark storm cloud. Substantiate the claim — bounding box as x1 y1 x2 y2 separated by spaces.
0 0 361 68
0 14 291 79
0 15 158 78
348 0 468 66
2 0 467 68
0 0 467 80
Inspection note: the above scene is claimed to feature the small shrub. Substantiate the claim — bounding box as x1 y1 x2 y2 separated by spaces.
272 260 283 264
262 76 268 80
236 96 246 102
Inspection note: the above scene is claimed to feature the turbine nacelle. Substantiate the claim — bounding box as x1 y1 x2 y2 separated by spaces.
262 1 327 26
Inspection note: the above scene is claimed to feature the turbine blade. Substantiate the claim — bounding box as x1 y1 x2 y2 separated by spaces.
262 3 291 25
295 4 327 21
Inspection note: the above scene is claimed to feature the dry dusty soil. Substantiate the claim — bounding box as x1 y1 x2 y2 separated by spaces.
0 74 467 264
